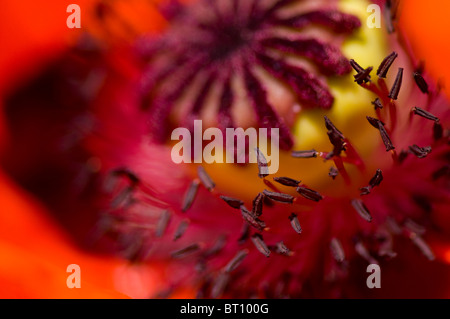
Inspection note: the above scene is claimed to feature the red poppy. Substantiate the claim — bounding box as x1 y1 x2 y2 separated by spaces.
0 0 449 299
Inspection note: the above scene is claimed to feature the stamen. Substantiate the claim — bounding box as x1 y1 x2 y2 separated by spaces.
404 219 426 236
413 72 429 94
388 68 403 100
377 51 398 78
255 147 269 178
330 238 345 262
325 116 346 157
329 167 339 180
262 189 294 204
291 149 318 158
366 116 395 151
174 219 189 241
181 180 200 212
359 186 371 196
408 232 435 261
197 166 215 191
155 210 171 238
275 241 292 256
273 177 301 187
289 213 302 234
370 169 384 187
354 66 373 85
296 186 323 202
412 107 439 122
361 169 383 195
224 249 249 273
241 206 266 232
324 116 344 139
251 234 271 257
372 98 384 110
349 59 371 83
252 193 265 217
409 144 432 159
384 0 399 33
351 199 373 222
110 186 133 209
210 272 230 298
220 196 244 209
171 243 201 259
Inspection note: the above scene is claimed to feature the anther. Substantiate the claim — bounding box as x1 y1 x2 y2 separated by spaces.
273 177 301 187
181 180 200 212
377 51 398 78
251 234 271 257
220 196 244 209
289 213 302 234
263 189 295 204
296 186 323 202
388 68 403 100
291 149 318 158
224 250 249 273
413 72 429 94
197 166 215 191
351 199 372 222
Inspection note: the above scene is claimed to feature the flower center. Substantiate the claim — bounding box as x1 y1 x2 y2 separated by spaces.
139 0 363 150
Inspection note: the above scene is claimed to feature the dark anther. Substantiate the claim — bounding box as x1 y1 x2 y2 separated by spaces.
171 243 200 259
388 68 403 100
273 177 301 187
351 199 372 222
181 180 200 212
413 72 429 94
251 234 271 257
329 167 339 180
377 51 398 78
174 220 189 241
366 116 395 151
155 210 171 238
197 166 215 191
224 250 249 273
296 186 323 202
262 189 294 204
252 193 265 217
220 196 244 209
372 98 384 110
330 238 345 262
350 59 371 83
291 149 318 158
241 206 266 232
412 107 439 122
409 144 432 159
354 66 373 85
255 147 269 178
360 169 383 195
289 213 302 234
275 241 291 256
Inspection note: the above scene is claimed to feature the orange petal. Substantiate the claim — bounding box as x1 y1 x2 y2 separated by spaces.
400 0 450 98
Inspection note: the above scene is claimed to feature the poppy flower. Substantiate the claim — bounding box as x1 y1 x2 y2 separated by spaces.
1 0 450 299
